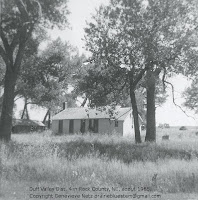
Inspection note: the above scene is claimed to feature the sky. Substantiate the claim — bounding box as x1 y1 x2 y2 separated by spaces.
49 0 109 55
15 0 198 126
156 75 198 126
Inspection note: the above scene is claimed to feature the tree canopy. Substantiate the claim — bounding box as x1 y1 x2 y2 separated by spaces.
0 0 70 140
16 38 82 110
78 0 198 142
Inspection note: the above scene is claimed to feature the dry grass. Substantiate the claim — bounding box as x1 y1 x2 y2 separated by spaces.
0 127 198 200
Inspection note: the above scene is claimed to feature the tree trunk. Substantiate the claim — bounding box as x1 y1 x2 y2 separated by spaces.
42 109 51 129
21 102 26 119
81 96 87 107
47 110 51 129
21 98 29 119
0 68 17 141
42 109 50 124
26 106 29 120
130 89 141 143
145 70 156 142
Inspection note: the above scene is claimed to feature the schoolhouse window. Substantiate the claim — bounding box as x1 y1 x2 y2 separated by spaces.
89 119 94 132
58 120 63 134
115 120 118 127
93 119 98 133
69 119 74 133
31 126 34 132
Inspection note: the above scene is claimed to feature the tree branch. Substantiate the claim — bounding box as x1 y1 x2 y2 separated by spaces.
14 95 23 102
14 24 34 72
107 75 128 93
0 29 11 53
15 0 29 21
14 37 27 72
0 29 15 69
131 66 149 90
161 64 167 91
81 96 87 107
10 33 20 52
164 80 195 120
0 45 10 67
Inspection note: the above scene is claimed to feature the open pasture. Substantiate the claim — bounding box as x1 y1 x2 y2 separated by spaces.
0 127 198 200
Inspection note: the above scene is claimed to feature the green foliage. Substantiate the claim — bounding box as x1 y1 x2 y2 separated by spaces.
181 37 198 113
76 63 128 107
0 0 69 68
183 78 198 112
79 0 198 143
0 0 70 139
16 38 83 111
80 0 197 107
1 0 69 33
0 0 69 74
85 0 197 70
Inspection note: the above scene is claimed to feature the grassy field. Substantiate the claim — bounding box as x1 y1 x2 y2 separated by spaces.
0 127 198 200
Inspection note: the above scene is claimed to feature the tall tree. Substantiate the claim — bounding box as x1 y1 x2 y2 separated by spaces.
0 0 69 141
77 63 143 143
16 38 83 127
82 0 198 142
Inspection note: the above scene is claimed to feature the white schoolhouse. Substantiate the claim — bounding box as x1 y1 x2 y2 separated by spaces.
52 107 142 136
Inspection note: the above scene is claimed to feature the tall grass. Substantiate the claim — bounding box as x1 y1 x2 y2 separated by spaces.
6 133 198 163
0 129 198 200
1 149 198 193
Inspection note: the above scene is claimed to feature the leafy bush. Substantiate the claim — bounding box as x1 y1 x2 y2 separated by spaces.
179 126 187 130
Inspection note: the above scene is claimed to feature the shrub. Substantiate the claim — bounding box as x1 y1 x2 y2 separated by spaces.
179 126 187 131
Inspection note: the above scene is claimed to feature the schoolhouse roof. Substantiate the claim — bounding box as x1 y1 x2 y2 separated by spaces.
12 119 46 127
52 107 132 121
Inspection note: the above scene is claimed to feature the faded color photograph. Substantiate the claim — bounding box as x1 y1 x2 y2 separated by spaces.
0 0 198 199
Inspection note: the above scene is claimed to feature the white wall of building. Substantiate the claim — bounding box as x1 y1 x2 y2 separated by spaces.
52 120 59 134
123 113 134 136
72 119 81 134
98 119 123 135
52 118 124 135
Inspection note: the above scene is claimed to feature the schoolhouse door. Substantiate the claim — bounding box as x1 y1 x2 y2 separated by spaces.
80 120 86 133
93 119 99 133
58 120 63 134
